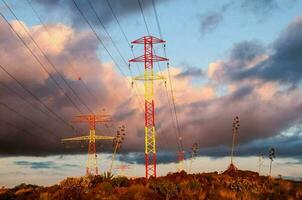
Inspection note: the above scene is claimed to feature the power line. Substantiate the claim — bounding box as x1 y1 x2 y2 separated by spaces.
136 0 178 150
0 119 57 146
0 64 74 131
104 0 143 75
0 79 68 130
86 0 144 108
0 101 60 140
0 119 36 139
137 0 150 35
151 0 184 151
136 0 165 78
25 0 102 110
71 0 126 77
2 0 93 114
87 0 127 66
105 0 130 45
151 0 163 39
71 0 144 111
0 12 84 116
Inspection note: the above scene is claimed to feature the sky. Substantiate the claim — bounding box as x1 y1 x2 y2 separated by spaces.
0 0 302 187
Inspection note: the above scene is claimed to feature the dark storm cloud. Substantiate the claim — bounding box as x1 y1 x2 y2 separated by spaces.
229 41 265 63
115 151 178 164
225 17 302 85
199 133 302 160
0 19 132 156
190 88 301 147
32 0 169 28
200 12 223 35
1 7 302 166
176 67 204 79
121 133 302 164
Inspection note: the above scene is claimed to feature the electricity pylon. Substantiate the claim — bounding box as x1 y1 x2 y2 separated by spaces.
228 116 240 171
109 125 126 174
62 114 115 176
258 153 264 175
177 150 185 172
129 36 168 179
189 143 198 173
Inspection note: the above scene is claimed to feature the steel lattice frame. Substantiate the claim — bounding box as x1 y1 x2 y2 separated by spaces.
62 115 114 176
87 117 98 175
129 36 168 178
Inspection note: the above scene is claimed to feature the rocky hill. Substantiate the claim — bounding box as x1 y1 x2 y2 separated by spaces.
0 169 301 200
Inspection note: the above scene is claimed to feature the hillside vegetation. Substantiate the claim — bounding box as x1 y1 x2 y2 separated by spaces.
0 169 301 200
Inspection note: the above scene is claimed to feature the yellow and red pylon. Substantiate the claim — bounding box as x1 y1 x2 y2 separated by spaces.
62 114 115 176
129 36 168 179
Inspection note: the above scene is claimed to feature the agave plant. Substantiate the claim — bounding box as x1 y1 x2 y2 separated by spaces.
102 171 114 182
268 148 276 177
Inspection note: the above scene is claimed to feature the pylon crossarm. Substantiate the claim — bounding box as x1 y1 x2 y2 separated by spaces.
95 135 115 140
62 136 90 142
72 115 112 123
129 55 168 62
131 36 166 44
134 74 166 81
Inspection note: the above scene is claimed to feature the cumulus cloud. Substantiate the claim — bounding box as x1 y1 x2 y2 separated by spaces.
1 13 302 168
207 40 268 82
209 16 302 85
0 17 218 155
118 124 302 164
0 19 139 155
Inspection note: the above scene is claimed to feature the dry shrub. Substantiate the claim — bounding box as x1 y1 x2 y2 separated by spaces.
97 182 113 194
59 177 86 199
217 188 237 200
122 184 161 200
1 169 302 200
0 188 8 196
39 192 50 200
112 176 130 187
14 188 33 197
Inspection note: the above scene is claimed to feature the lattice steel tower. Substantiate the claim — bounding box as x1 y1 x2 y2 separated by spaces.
62 115 115 175
129 36 168 178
